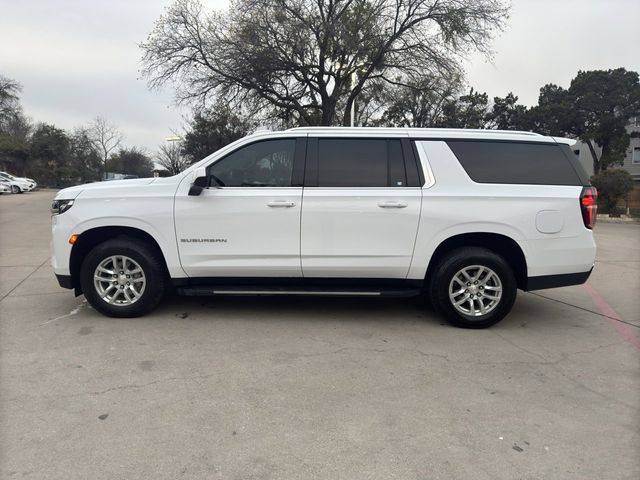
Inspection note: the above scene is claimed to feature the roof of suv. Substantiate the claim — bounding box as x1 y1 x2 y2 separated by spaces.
280 127 573 145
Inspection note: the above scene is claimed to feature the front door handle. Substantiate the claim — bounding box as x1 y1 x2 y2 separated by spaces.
378 201 408 209
267 201 296 208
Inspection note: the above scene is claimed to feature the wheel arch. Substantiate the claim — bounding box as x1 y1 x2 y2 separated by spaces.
69 226 169 293
424 232 528 290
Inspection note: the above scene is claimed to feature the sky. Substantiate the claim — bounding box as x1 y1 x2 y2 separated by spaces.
1 0 639 151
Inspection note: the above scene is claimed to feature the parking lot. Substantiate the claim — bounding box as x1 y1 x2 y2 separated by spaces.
1 190 639 479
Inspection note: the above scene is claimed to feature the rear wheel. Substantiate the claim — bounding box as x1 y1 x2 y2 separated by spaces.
429 247 517 328
80 238 167 317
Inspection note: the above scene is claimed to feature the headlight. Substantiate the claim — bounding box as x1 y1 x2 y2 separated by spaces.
51 199 74 215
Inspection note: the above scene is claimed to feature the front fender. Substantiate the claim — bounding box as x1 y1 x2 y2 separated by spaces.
72 216 186 278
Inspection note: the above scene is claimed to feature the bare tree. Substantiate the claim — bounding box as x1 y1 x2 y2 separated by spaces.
157 142 189 175
89 116 122 178
374 72 464 127
141 0 509 126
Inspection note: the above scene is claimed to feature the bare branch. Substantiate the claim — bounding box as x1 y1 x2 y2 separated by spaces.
157 142 190 175
89 116 123 177
140 0 509 125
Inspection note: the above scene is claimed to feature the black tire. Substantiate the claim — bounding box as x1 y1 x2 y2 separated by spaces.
80 237 167 318
429 247 517 328
11 185 21 194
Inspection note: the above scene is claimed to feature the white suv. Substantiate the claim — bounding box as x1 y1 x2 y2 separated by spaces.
51 128 597 328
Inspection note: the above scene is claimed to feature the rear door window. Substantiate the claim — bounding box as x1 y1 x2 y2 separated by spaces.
313 138 406 187
446 141 584 186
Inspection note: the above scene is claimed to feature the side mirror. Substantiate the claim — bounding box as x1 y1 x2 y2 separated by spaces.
188 167 208 196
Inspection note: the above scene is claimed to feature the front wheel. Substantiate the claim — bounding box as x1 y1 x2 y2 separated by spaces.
11 185 21 194
429 247 517 328
80 238 167 317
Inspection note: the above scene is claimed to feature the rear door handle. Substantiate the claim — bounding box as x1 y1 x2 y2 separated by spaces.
378 201 408 208
267 201 296 208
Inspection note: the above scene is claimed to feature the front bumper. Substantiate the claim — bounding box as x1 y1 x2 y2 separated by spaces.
55 274 74 289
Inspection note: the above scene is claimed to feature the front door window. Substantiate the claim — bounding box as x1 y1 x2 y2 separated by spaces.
208 139 295 187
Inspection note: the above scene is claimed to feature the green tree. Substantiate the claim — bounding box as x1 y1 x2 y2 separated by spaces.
0 75 31 174
68 128 103 183
30 123 72 186
182 105 253 163
141 0 508 126
109 147 155 177
437 88 489 128
591 168 634 216
486 92 530 130
0 126 30 175
528 84 577 136
531 68 640 174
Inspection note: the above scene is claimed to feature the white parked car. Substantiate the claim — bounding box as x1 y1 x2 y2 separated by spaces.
0 180 12 194
51 128 597 328
0 171 36 193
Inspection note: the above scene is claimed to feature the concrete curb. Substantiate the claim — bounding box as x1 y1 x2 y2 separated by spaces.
596 214 640 224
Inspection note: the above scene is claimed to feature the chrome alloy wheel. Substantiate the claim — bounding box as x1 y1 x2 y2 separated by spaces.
93 255 146 306
448 265 502 317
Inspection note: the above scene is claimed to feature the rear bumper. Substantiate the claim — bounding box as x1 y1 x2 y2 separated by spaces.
525 268 592 291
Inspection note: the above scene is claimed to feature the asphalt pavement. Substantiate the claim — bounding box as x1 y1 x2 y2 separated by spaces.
1 190 639 479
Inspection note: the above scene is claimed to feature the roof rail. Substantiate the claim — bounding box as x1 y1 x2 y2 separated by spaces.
286 126 542 136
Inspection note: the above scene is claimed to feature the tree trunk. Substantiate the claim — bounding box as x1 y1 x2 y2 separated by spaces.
320 101 336 126
600 139 611 172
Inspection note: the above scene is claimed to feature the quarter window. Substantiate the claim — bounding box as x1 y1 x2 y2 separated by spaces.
208 139 296 187
447 141 583 186
316 139 406 187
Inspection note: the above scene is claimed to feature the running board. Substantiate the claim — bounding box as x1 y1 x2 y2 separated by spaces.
177 286 422 298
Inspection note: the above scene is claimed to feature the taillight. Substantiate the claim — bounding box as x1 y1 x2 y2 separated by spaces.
580 187 597 229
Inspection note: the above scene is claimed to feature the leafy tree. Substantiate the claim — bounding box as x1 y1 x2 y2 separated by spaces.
0 75 31 174
157 142 189 175
530 68 640 174
141 0 508 126
591 168 634 216
68 128 102 183
527 84 577 137
30 123 72 186
182 104 253 163
485 92 529 130
437 88 489 128
109 147 155 177
0 120 31 175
